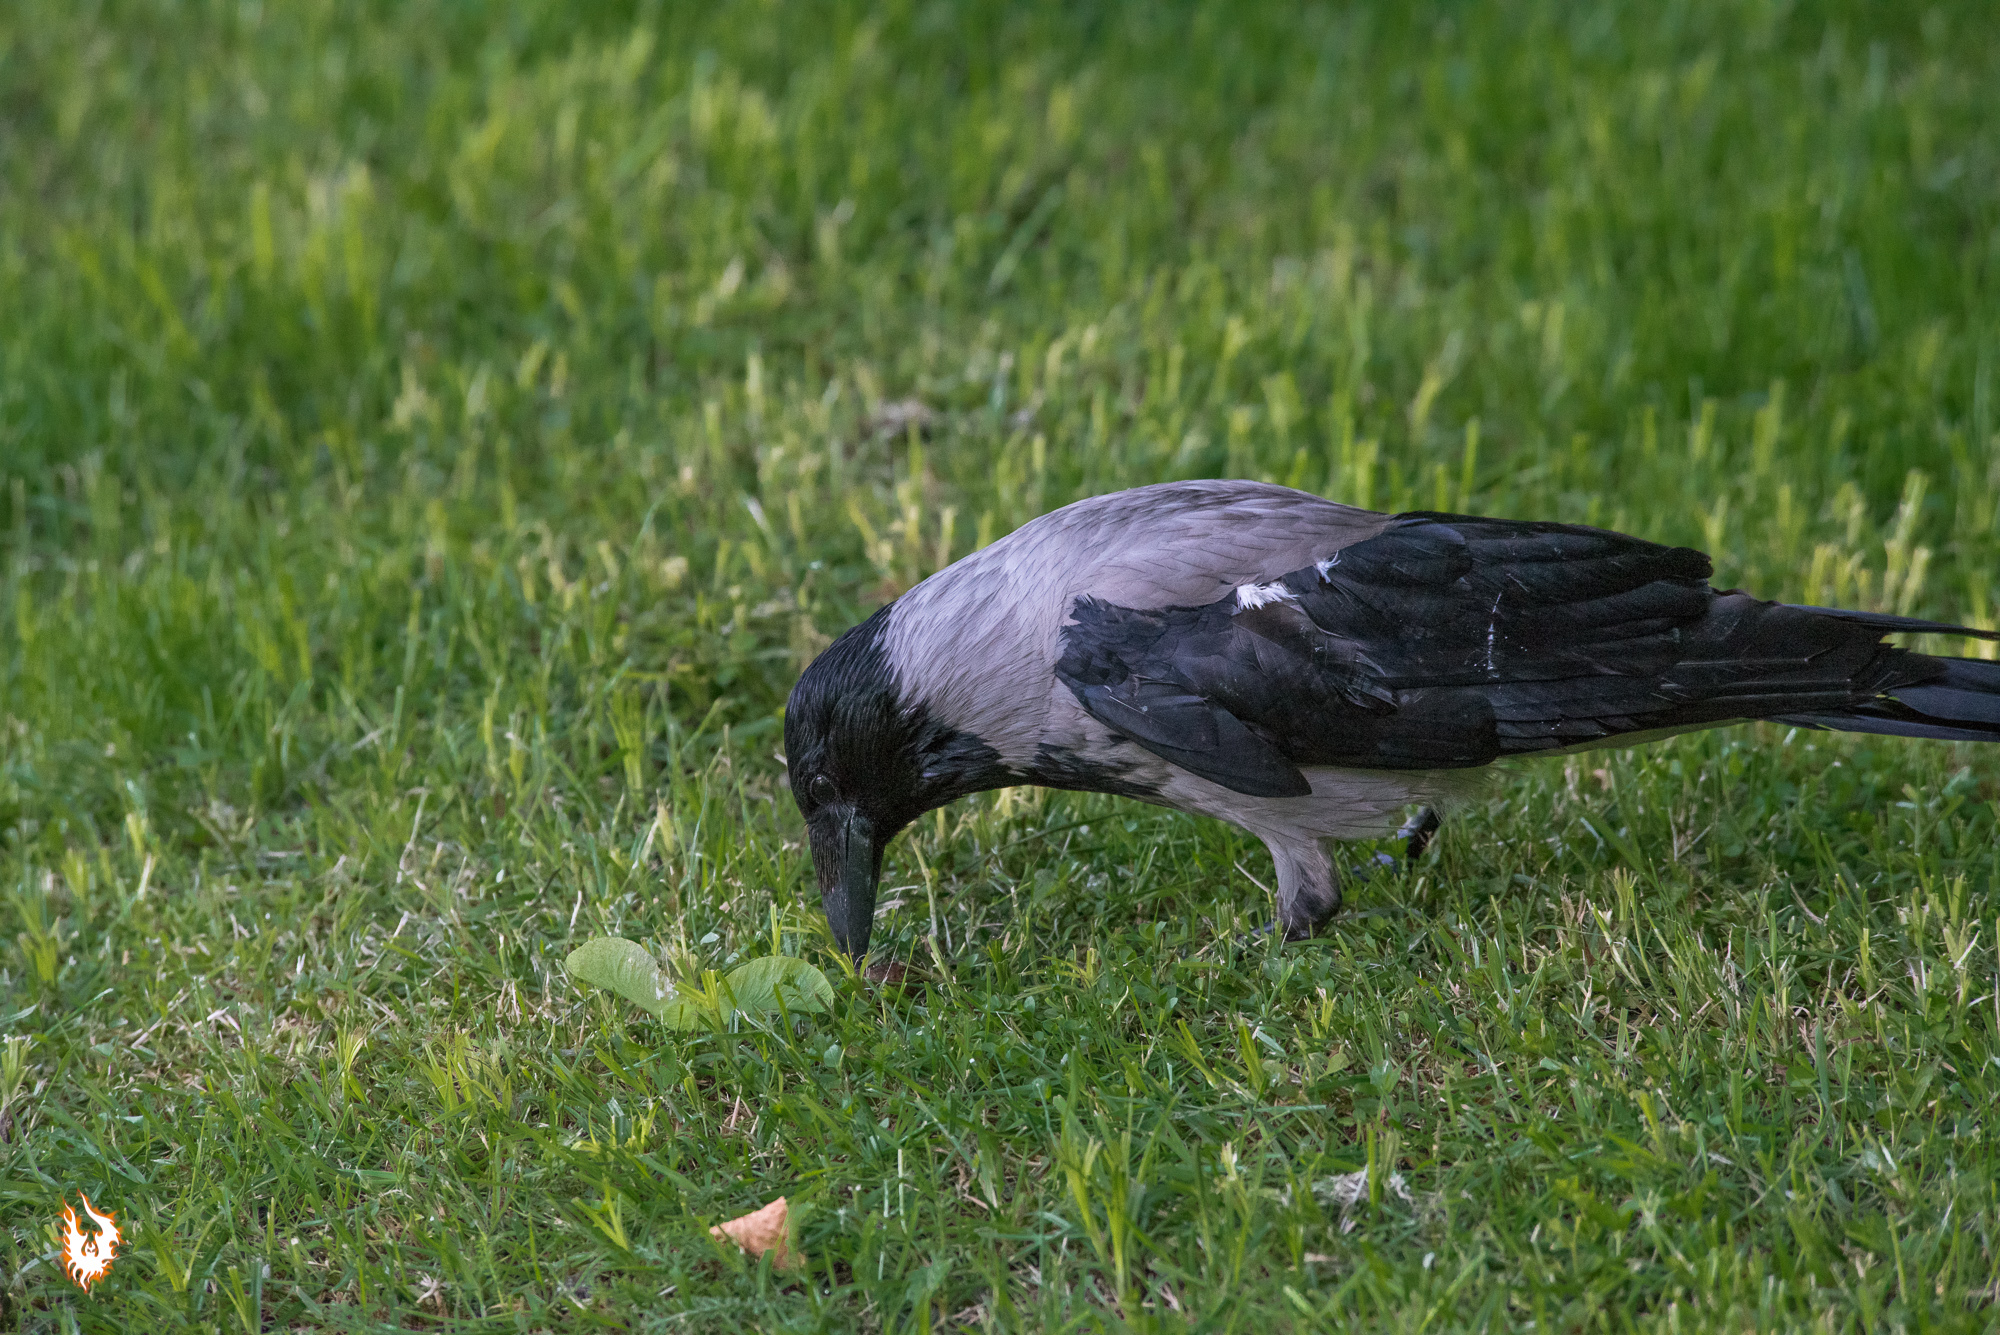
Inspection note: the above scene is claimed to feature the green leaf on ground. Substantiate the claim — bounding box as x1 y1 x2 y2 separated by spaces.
565 939 832 1027
564 937 677 1016
721 954 834 1015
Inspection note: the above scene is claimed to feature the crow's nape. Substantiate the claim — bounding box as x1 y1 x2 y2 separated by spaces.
1781 654 2000 744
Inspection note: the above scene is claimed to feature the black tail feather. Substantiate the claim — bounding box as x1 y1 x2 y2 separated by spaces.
1779 655 2000 744
1898 659 2000 726
1780 604 2000 641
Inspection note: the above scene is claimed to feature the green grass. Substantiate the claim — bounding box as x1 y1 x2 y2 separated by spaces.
3 0 1999 1328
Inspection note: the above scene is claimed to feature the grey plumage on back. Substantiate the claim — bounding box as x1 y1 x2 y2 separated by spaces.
784 480 2000 961
881 480 1390 767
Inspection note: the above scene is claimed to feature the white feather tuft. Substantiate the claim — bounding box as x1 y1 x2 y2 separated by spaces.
1234 582 1296 611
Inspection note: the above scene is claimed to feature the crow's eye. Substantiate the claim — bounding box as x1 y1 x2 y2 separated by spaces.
808 775 837 806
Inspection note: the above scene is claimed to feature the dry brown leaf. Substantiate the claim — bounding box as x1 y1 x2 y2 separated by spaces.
710 1197 801 1270
864 959 925 996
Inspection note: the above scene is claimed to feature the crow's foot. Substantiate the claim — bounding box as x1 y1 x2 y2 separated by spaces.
1237 916 1336 947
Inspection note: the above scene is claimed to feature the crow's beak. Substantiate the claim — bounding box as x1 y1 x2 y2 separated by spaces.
811 809 880 961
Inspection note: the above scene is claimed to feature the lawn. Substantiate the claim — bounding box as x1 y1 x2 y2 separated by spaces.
3 0 1999 1329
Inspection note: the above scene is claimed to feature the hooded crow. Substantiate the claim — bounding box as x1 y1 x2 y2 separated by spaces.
784 480 2000 959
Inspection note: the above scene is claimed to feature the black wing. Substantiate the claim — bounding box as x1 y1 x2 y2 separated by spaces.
1054 512 1981 796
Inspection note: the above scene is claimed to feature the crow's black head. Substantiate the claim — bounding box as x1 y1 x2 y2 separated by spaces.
784 606 1012 960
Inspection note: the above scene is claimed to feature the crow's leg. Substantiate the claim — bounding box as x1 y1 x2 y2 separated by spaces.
1264 819 1440 943
1398 807 1441 865
1273 838 1341 942
1249 818 1437 945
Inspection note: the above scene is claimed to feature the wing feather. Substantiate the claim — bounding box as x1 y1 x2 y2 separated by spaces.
1055 511 1958 794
